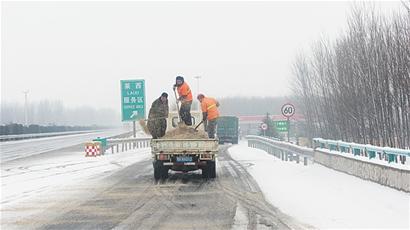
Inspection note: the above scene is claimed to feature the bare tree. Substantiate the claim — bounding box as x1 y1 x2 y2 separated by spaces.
292 4 410 148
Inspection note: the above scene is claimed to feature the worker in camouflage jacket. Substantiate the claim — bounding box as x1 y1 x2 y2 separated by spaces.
147 92 169 139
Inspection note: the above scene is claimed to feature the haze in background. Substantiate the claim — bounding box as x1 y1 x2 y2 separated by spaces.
1 1 403 125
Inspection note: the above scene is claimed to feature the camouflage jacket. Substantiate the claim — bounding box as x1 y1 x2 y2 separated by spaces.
148 97 169 119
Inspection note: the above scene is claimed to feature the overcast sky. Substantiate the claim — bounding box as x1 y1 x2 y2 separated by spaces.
1 1 404 110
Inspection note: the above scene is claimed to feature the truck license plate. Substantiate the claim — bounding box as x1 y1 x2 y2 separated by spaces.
176 156 192 162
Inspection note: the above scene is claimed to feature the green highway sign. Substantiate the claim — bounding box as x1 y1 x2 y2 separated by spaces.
120 79 145 121
273 120 288 132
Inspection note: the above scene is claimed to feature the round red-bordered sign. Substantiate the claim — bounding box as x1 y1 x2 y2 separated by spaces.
281 103 295 118
261 123 268 130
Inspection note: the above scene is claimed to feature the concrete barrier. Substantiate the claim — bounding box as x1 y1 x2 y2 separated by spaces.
315 149 410 192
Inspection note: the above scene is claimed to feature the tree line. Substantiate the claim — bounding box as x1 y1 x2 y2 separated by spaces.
0 124 102 136
1 100 121 127
292 4 410 148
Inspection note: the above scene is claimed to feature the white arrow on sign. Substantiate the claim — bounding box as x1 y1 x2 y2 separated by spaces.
130 111 139 118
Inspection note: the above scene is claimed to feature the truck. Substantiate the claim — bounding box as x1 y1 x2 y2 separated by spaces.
217 116 239 144
150 110 219 180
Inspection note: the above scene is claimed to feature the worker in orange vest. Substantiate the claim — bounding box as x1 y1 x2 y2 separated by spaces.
173 76 193 126
197 94 220 138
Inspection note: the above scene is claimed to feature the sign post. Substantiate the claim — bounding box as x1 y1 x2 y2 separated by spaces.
281 103 295 142
120 80 146 137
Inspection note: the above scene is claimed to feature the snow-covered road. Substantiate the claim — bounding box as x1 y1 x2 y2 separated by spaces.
229 141 410 229
0 128 129 162
2 137 408 229
1 146 152 229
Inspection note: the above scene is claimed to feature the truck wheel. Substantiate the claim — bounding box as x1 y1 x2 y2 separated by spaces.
154 162 161 180
154 161 168 180
208 161 216 178
201 166 209 178
161 166 169 179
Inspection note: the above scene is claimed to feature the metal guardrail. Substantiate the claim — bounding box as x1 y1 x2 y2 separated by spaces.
103 137 152 154
313 138 409 164
246 135 313 165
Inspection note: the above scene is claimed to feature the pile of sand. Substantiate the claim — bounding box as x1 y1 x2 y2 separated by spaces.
162 124 208 139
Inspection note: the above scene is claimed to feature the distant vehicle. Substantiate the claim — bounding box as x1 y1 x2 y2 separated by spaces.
150 110 218 180
217 116 239 144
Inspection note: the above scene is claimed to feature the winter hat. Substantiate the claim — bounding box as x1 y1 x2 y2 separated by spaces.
176 76 184 82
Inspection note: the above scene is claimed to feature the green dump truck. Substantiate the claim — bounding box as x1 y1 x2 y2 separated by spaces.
217 116 239 144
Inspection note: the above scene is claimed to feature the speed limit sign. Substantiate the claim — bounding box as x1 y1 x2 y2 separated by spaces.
281 103 295 118
261 123 268 130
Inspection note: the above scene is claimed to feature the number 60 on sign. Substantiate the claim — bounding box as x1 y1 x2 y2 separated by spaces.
281 103 295 118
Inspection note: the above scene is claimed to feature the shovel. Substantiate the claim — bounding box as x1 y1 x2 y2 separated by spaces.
173 88 185 127
194 120 204 132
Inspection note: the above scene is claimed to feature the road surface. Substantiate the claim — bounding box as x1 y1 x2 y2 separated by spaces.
1 145 307 229
0 129 132 163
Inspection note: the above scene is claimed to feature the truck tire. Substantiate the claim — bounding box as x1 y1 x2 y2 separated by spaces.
202 166 209 178
161 166 169 179
154 161 161 180
208 161 216 178
154 161 168 180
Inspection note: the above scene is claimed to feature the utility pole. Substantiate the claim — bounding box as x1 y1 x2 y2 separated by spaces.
194 76 201 93
23 90 29 126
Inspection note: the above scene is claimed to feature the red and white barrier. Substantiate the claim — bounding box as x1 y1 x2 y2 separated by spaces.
85 142 101 157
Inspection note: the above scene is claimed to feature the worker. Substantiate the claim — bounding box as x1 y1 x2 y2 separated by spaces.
173 76 193 126
197 94 220 138
147 92 169 139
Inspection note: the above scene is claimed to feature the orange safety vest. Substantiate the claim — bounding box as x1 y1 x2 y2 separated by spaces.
177 82 193 102
201 97 219 120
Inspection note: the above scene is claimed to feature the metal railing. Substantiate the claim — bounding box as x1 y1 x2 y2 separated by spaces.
246 135 313 165
103 137 152 154
313 138 409 164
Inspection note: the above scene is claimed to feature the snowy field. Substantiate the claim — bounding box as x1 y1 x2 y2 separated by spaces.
228 141 410 229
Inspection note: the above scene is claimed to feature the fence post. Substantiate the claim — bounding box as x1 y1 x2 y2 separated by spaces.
304 157 308 166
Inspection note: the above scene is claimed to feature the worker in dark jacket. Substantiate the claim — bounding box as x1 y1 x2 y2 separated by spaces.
147 93 169 139
173 76 193 126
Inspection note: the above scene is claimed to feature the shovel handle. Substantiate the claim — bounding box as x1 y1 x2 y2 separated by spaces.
194 120 204 131
173 88 182 123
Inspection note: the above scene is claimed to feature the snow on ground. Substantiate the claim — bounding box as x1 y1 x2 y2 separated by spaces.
1 148 151 207
228 141 410 229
